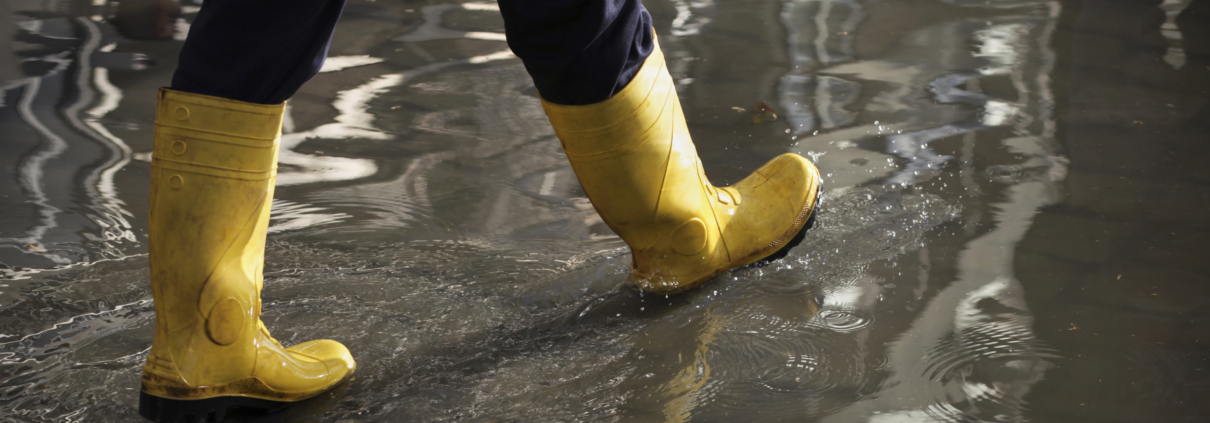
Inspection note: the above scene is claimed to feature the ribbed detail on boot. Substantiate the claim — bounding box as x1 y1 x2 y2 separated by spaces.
153 89 282 179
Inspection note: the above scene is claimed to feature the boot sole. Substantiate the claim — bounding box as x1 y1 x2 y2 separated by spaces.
139 390 290 422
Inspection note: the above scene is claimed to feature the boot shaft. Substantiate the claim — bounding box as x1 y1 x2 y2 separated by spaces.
540 40 736 288
146 89 282 387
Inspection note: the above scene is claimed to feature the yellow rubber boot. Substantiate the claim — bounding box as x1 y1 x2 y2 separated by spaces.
541 36 821 294
139 89 355 422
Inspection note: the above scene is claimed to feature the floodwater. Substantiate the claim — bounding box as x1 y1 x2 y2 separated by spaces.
2 0 1208 421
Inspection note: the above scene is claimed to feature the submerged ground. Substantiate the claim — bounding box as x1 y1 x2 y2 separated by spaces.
2 0 1209 421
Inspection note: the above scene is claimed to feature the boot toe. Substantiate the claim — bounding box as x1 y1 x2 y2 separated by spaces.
754 153 819 210
287 339 357 376
724 153 820 264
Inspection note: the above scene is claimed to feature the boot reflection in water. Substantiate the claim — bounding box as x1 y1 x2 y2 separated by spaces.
140 0 818 421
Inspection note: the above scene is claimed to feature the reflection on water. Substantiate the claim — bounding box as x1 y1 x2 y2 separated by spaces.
3 0 1209 421
1 15 140 269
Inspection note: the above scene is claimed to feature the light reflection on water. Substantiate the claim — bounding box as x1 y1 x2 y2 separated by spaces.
2 0 1208 421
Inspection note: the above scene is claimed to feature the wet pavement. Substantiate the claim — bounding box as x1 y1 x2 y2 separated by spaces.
2 0 1209 421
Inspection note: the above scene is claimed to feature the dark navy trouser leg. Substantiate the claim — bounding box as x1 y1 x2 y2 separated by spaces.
171 0 346 105
171 0 652 106
498 0 654 105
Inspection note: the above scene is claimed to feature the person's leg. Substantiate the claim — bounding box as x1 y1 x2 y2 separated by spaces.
499 0 652 105
171 0 346 104
140 2 354 422
500 0 822 293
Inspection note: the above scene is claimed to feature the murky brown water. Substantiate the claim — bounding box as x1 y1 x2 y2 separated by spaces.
3 0 1209 421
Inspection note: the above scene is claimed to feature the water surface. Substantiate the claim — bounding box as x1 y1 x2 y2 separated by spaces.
2 0 1209 421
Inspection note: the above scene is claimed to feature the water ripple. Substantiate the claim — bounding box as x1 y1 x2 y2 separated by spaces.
674 300 872 419
815 308 872 332
904 283 1059 423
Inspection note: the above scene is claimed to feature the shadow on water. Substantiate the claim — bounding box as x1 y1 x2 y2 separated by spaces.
2 0 1209 421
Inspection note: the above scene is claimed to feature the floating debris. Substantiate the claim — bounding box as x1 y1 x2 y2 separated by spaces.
752 101 778 124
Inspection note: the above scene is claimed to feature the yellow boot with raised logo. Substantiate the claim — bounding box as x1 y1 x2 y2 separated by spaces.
541 36 821 294
139 89 355 422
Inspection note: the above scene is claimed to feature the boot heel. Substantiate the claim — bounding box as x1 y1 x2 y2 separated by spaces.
139 391 289 422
